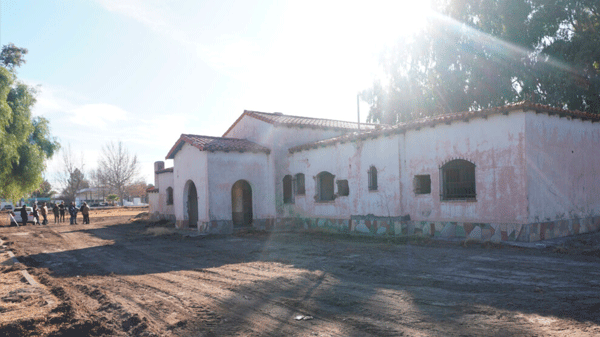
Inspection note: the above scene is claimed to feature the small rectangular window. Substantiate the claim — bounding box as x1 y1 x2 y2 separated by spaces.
337 179 349 196
414 175 431 194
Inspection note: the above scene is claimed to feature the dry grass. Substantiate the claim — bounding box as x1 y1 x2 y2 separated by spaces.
145 227 175 236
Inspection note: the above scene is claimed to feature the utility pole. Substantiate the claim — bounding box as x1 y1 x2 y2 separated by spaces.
357 93 361 133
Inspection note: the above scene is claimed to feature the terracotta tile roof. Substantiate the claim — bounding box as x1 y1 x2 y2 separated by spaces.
147 186 158 193
156 167 173 174
223 110 382 137
166 134 271 159
289 101 600 153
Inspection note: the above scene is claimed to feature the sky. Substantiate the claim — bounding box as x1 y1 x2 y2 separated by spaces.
1 0 431 190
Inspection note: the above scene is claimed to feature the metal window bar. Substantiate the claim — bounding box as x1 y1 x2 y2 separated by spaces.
443 181 476 199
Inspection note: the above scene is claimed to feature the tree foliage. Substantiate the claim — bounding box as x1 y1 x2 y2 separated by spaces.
362 0 600 123
0 44 60 200
32 179 56 198
0 44 28 70
107 194 119 206
529 0 600 113
98 141 139 206
61 168 89 204
124 180 149 200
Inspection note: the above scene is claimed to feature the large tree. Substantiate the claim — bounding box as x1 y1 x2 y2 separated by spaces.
61 168 89 204
98 141 139 206
362 0 600 123
528 0 600 113
0 44 60 200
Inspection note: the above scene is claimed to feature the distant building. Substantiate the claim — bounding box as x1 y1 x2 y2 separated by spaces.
149 101 600 242
75 187 110 206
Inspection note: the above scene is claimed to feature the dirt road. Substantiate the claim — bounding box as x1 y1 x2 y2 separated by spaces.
1 210 600 336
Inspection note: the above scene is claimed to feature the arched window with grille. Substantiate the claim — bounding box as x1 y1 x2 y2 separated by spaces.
368 166 378 191
441 159 476 200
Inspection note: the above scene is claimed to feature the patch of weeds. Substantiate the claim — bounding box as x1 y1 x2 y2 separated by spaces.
145 227 175 236
134 212 149 219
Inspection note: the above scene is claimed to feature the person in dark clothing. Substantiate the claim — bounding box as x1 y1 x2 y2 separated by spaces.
20 204 28 226
53 204 60 223
69 202 78 225
32 204 40 225
59 202 65 223
80 202 90 224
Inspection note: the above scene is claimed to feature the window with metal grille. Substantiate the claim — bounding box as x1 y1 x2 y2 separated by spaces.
414 175 431 194
368 166 378 191
295 173 305 195
441 160 476 200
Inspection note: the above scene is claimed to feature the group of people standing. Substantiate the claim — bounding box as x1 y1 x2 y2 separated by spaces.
18 201 90 226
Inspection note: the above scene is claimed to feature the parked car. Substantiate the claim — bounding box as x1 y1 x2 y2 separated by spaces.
1 205 13 211
10 207 34 225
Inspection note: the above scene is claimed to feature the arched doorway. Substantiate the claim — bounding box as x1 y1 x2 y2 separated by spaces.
184 180 198 228
231 180 252 227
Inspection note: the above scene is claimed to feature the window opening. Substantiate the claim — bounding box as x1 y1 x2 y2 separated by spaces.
316 171 335 201
414 175 431 194
283 175 293 204
166 187 173 205
295 173 305 195
337 180 349 196
368 166 378 191
441 160 476 200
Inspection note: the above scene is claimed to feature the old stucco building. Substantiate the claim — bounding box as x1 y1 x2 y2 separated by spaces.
149 101 600 242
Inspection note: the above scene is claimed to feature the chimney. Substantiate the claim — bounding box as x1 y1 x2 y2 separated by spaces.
154 161 165 187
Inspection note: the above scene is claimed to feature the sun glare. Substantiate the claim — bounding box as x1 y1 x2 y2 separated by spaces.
366 0 433 44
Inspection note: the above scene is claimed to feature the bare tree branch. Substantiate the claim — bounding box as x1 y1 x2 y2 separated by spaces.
98 141 139 206
57 144 87 203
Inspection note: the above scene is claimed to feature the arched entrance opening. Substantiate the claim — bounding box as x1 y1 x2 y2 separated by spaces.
184 180 198 228
231 180 252 227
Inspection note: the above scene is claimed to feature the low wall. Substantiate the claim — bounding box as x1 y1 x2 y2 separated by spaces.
168 213 600 242
267 215 600 242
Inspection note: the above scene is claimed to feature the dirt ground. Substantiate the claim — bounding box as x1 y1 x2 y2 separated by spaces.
1 208 600 336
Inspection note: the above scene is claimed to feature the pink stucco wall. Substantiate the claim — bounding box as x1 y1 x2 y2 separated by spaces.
155 171 174 216
206 151 274 221
224 114 353 215
288 136 401 219
173 144 209 226
287 112 530 224
525 113 600 222
401 112 528 224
